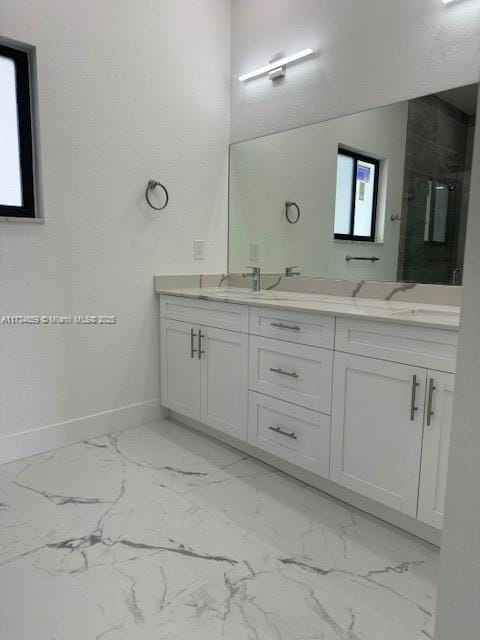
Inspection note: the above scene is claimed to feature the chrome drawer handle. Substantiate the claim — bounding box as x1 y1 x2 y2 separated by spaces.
190 328 197 358
198 330 205 360
269 367 299 378
270 322 301 332
410 374 420 421
269 426 298 440
426 378 436 427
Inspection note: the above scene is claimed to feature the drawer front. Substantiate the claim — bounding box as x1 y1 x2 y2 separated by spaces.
249 336 333 413
160 295 249 333
249 307 335 349
335 317 458 373
248 392 330 476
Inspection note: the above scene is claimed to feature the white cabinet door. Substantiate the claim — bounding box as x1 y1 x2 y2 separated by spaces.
331 352 426 517
418 371 455 529
200 327 248 440
160 319 201 420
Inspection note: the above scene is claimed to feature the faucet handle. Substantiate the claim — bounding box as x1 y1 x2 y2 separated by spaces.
246 266 260 274
285 265 301 277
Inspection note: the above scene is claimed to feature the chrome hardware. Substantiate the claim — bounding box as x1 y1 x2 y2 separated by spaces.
426 378 436 427
285 265 301 277
190 328 197 358
198 330 205 359
285 201 301 224
244 266 261 292
451 268 462 286
269 367 299 378
410 374 420 421
345 255 380 262
145 180 169 211
270 322 301 332
269 425 298 440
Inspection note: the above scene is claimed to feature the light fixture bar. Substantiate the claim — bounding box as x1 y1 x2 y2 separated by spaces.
238 48 314 82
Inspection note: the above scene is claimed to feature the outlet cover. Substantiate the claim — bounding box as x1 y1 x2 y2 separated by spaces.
193 240 205 260
249 243 260 261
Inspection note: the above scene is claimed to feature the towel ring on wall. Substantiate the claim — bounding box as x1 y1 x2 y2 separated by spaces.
145 180 169 210
285 200 300 224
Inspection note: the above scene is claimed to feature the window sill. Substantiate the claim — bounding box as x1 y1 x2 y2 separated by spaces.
0 216 44 223
333 239 384 246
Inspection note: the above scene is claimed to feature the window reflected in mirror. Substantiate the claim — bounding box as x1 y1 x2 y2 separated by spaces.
229 83 477 286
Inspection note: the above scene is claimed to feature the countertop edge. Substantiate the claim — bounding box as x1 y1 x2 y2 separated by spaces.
156 289 460 332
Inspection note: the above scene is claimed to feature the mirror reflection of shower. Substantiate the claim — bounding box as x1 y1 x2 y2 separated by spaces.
397 86 477 286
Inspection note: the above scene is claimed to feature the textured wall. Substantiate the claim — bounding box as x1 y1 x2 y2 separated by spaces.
0 0 230 441
231 0 480 142
435 86 480 640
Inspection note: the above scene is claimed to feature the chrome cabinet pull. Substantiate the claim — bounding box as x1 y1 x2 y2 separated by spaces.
269 426 298 440
198 330 205 360
410 374 420 421
426 378 436 426
269 367 299 378
190 328 197 358
270 322 301 332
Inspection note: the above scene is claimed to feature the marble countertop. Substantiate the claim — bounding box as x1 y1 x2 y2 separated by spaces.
156 286 461 330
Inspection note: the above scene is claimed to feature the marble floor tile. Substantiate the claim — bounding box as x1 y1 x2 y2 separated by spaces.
0 418 438 639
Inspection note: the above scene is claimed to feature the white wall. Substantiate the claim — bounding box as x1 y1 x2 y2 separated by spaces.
435 91 480 640
0 0 230 457
231 0 480 142
229 102 408 280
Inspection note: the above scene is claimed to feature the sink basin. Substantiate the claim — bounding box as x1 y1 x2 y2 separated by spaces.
390 308 460 320
211 289 281 300
210 289 255 299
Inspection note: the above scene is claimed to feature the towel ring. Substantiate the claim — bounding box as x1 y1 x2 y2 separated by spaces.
285 201 300 224
145 180 169 211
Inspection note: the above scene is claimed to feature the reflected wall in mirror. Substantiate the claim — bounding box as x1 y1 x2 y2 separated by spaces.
229 83 478 285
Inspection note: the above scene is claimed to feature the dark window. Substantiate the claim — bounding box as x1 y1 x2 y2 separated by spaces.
0 42 36 218
334 149 379 242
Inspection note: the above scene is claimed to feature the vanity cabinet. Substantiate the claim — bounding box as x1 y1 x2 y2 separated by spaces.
330 353 426 517
160 298 249 440
160 319 201 420
159 293 458 534
331 353 455 522
417 371 455 528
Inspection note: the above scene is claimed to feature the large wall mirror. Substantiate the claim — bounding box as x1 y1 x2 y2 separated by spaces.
229 83 478 285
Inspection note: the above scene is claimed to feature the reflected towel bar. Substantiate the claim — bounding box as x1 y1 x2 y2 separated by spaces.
345 255 380 263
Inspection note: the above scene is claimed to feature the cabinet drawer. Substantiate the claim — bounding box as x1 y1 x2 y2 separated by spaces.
335 317 458 373
160 295 249 333
249 336 333 413
248 392 330 476
249 307 334 349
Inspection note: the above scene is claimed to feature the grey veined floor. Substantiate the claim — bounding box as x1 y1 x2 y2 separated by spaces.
0 418 438 640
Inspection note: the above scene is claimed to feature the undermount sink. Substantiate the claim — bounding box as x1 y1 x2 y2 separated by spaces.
212 289 279 299
390 308 460 319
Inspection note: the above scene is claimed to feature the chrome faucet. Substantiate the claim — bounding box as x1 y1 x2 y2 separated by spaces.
245 266 261 292
285 265 301 277
451 268 462 286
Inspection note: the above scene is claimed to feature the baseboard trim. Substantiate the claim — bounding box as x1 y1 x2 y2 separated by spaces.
170 411 441 548
0 400 168 465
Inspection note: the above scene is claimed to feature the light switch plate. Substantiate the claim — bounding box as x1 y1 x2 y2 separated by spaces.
193 240 205 260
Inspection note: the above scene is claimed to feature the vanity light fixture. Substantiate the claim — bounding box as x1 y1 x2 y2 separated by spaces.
238 48 314 82
442 0 461 4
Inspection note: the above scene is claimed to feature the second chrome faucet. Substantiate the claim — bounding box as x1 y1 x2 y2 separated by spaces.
245 266 261 292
